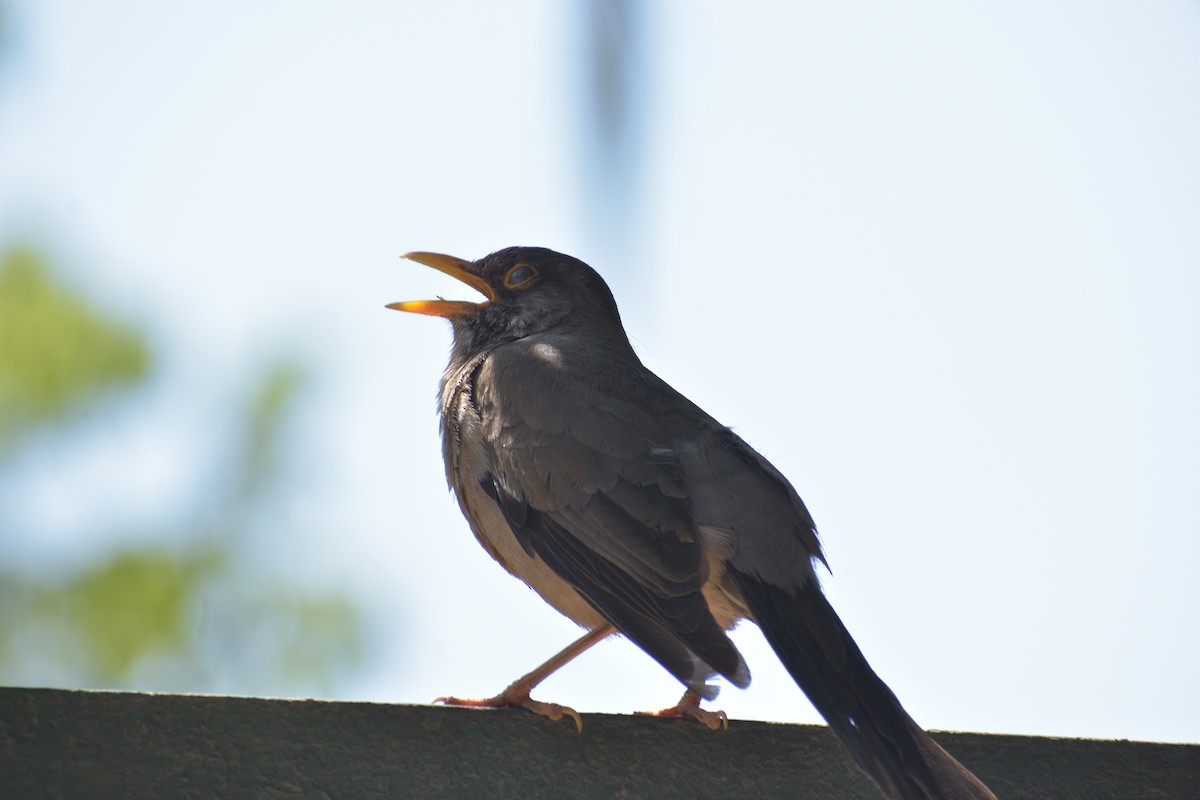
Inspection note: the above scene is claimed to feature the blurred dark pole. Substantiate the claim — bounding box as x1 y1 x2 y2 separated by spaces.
576 0 654 317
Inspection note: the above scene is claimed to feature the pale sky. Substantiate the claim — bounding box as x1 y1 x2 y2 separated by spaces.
1 2 1198 744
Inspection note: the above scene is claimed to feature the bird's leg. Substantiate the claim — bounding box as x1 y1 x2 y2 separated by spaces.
436 624 616 733
640 689 729 731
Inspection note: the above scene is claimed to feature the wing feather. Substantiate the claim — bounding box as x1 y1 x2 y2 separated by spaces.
477 343 750 694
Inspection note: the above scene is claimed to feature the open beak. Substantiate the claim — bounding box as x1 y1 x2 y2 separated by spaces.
387 251 495 318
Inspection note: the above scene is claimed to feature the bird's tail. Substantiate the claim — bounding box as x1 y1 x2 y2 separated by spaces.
730 570 996 800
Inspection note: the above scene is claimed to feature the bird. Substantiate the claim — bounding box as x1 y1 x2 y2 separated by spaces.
389 246 996 800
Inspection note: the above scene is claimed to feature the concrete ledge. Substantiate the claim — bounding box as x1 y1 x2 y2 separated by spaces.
1 687 1196 798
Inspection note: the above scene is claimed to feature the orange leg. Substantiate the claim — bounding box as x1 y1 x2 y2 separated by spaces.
436 624 616 733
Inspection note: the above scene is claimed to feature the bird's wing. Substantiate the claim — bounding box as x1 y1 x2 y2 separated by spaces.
673 424 826 588
475 340 749 698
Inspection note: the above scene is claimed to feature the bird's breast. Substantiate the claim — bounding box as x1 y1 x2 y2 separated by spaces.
438 354 607 629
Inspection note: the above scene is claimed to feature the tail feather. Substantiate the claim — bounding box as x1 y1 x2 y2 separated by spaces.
730 569 995 800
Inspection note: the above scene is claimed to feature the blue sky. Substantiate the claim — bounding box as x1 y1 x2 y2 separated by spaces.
1 1 1198 743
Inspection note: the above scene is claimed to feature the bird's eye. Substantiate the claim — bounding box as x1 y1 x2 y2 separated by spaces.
504 263 538 289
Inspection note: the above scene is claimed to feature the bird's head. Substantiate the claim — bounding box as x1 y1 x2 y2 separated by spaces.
389 247 629 358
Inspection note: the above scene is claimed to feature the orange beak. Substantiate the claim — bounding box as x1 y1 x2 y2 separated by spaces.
387 251 495 318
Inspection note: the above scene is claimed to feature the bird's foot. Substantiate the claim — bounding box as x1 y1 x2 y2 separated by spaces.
435 682 584 734
638 690 728 731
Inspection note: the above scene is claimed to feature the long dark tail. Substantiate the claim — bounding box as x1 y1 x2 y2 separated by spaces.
731 569 996 800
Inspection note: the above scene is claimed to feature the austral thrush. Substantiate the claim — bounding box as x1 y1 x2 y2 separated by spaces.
389 247 995 800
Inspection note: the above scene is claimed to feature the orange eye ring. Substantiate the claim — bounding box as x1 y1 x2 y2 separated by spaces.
503 263 539 289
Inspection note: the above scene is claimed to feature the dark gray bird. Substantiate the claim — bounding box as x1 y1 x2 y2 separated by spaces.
389 247 995 800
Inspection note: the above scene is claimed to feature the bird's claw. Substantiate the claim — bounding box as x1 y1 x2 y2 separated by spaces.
521 697 584 734
690 706 729 731
434 689 584 734
638 691 729 730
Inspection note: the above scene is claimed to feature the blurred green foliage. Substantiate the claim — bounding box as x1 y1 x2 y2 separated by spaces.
0 245 364 694
0 246 149 447
240 360 305 505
